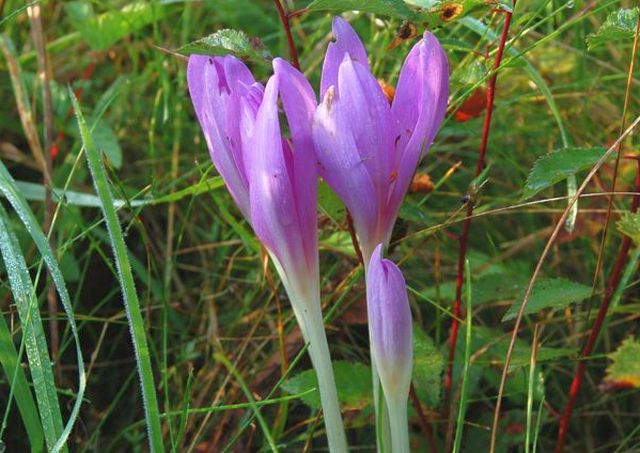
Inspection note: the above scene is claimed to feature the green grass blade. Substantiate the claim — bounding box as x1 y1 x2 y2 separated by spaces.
69 89 165 453
0 159 87 453
0 204 66 452
452 259 473 453
0 313 44 452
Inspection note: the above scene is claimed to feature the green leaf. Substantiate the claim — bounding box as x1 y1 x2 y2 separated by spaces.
412 325 443 408
617 211 640 245
92 121 123 169
282 361 373 410
0 204 66 452
604 336 640 389
178 29 272 67
0 160 86 453
0 313 44 452
306 0 415 19
65 1 168 51
587 8 639 51
70 90 165 453
502 278 592 322
521 147 607 200
318 180 345 224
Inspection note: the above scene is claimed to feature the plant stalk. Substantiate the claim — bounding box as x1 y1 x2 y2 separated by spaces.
387 397 410 453
292 294 348 452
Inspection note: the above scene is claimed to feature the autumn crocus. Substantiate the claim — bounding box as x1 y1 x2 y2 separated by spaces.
187 55 347 452
367 244 413 453
313 17 449 262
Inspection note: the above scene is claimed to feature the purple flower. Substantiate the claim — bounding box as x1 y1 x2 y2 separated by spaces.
187 54 348 452
366 244 413 452
366 244 413 400
313 17 449 261
187 55 318 295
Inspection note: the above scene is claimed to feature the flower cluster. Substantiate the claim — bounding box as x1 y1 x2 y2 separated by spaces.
187 16 448 452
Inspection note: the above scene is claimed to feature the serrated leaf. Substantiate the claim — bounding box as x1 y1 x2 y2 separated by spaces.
306 0 415 19
282 361 372 410
92 121 122 169
412 325 443 407
178 29 271 67
617 211 640 245
502 278 591 321
522 147 607 200
65 1 168 51
604 336 640 389
587 8 639 51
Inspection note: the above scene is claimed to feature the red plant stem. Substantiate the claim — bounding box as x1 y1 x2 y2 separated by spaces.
555 160 640 452
273 0 300 70
444 5 515 400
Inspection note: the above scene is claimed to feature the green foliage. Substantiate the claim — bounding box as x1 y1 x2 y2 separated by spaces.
617 210 640 245
70 91 165 453
179 29 272 67
306 0 414 19
522 147 607 200
65 1 168 51
604 337 640 389
92 121 123 169
412 325 443 407
502 278 592 321
587 8 639 50
282 361 373 409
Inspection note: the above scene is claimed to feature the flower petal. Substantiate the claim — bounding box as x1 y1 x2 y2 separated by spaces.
187 55 260 219
337 56 394 211
273 57 319 274
320 16 369 98
366 244 413 397
387 32 448 225
249 76 309 282
312 84 378 255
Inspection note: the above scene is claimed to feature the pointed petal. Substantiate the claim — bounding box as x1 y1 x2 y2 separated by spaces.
249 76 308 279
387 32 449 223
273 57 319 274
321 16 369 98
187 55 259 219
337 56 394 210
366 244 413 397
312 84 378 252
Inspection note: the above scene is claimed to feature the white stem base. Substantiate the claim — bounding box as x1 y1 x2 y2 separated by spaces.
292 297 348 453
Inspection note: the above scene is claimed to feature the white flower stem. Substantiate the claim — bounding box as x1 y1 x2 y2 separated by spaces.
386 396 410 453
291 292 348 453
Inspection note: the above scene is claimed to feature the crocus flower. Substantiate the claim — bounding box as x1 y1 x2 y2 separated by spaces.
187 55 348 452
366 244 413 453
313 17 449 262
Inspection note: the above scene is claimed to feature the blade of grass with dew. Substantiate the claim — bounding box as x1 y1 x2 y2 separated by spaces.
69 90 165 453
525 325 540 453
0 203 65 452
0 159 87 453
452 259 473 453
215 352 278 452
0 312 44 452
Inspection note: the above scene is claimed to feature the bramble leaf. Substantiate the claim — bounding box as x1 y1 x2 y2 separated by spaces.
179 29 272 67
283 361 372 409
522 147 607 200
502 278 591 321
587 8 639 51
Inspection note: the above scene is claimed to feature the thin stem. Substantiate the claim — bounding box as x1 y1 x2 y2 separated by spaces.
273 0 300 69
387 397 410 453
445 0 516 421
292 296 348 452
